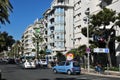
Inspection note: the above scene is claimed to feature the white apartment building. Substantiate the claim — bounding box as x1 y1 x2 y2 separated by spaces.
43 0 74 57
22 19 45 56
73 0 120 65
22 24 35 56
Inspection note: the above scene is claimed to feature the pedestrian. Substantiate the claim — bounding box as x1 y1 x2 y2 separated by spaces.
95 63 102 73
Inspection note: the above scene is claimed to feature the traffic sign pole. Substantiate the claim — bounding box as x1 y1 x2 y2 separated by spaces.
86 48 90 73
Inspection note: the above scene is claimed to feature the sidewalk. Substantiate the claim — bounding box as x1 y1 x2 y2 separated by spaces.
81 68 120 78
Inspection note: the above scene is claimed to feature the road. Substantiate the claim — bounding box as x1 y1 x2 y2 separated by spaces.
0 64 120 80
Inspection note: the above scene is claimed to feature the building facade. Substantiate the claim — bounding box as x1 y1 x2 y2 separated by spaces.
22 24 35 56
44 0 74 56
21 0 120 65
22 19 45 57
43 0 120 64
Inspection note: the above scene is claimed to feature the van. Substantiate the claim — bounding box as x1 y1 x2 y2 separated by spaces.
52 61 81 75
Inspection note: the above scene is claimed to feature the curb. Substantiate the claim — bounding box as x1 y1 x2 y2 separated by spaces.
81 69 120 78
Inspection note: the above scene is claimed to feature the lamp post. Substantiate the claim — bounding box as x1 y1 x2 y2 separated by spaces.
85 8 90 72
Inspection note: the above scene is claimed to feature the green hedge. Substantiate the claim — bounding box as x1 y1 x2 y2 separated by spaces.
105 67 119 71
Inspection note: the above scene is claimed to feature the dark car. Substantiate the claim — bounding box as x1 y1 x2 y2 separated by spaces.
8 58 16 64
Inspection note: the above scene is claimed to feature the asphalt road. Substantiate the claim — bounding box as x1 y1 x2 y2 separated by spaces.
0 64 120 80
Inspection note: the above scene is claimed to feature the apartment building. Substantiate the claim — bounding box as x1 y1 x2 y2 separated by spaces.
22 19 45 56
43 0 74 56
22 24 35 56
73 0 120 63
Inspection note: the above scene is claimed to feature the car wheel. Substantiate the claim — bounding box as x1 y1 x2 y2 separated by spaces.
67 70 72 75
53 69 57 73
77 72 81 75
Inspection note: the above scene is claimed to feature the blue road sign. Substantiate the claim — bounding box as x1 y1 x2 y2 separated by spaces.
105 48 109 53
93 48 109 53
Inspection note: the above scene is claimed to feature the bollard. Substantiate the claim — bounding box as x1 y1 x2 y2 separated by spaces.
107 64 109 75
119 64 120 72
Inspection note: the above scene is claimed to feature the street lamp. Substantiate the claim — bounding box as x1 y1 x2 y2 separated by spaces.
85 8 90 72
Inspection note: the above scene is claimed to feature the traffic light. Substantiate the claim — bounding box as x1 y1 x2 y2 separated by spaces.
93 34 106 47
98 37 106 48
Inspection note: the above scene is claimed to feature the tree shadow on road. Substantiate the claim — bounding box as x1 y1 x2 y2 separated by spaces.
1 79 7 80
55 78 76 80
38 78 89 80
38 79 50 80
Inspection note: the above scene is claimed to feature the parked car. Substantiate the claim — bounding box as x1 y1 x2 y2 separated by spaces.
7 58 16 64
52 61 81 75
19 56 36 69
20 60 36 69
38 59 47 68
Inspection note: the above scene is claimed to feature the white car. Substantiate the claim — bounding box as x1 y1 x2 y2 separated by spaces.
39 59 47 68
21 60 36 69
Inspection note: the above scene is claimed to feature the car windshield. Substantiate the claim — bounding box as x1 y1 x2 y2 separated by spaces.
58 61 65 66
73 61 80 67
41 59 46 61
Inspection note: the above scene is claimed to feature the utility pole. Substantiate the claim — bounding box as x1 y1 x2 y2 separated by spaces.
85 7 90 73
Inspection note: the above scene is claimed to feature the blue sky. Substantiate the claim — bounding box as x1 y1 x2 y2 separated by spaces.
0 0 52 40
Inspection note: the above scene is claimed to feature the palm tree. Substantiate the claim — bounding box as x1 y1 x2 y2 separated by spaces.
33 30 44 59
77 45 87 57
0 0 13 24
55 52 66 62
0 31 15 52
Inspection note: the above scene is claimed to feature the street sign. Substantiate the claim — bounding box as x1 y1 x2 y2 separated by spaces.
86 48 90 53
66 53 74 61
46 49 52 53
93 48 109 53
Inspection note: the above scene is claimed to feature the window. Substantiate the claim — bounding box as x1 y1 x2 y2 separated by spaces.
58 0 64 3
73 62 80 67
58 61 65 66
66 61 70 66
78 13 81 16
65 0 69 4
57 36 59 39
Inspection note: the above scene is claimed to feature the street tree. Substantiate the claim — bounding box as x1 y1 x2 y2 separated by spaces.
115 13 120 41
0 0 13 24
33 32 44 59
11 40 22 58
33 21 44 59
0 31 15 53
55 52 66 62
82 8 120 67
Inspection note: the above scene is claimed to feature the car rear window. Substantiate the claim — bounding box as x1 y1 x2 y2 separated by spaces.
73 62 80 67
